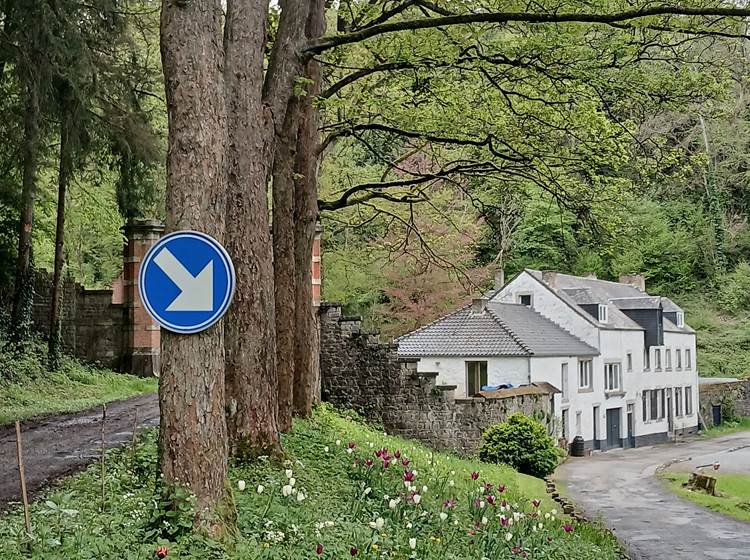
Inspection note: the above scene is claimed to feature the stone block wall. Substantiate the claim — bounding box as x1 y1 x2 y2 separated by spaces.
32 271 126 369
699 380 750 428
320 303 554 455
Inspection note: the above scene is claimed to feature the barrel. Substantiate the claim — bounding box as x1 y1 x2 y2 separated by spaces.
570 436 585 457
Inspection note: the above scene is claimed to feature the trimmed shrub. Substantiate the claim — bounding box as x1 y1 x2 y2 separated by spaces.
479 413 560 478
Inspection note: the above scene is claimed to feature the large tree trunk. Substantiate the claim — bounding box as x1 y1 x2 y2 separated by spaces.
272 99 298 433
223 0 281 459
159 0 229 530
10 77 40 344
48 109 72 370
292 0 326 417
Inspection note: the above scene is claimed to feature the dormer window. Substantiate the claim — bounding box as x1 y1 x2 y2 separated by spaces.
676 311 684 327
518 294 532 307
598 304 608 323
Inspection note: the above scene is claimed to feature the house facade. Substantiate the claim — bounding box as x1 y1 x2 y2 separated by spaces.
397 270 699 451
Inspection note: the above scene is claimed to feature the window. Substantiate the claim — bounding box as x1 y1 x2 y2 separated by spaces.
644 388 667 421
466 361 488 396
518 294 532 306
676 349 682 370
598 304 608 323
626 353 633 372
675 387 683 416
604 363 622 393
576 411 582 435
665 349 672 370
649 389 659 420
644 348 650 371
642 393 648 422
561 363 569 402
655 349 662 371
685 386 693 415
660 389 666 419
686 349 692 370
676 311 685 327
562 409 569 440
578 360 593 390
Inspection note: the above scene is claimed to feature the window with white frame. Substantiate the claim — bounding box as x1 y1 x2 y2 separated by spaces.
604 363 622 393
654 349 662 371
561 363 569 402
665 349 672 370
626 352 633 372
644 388 667 421
598 304 608 323
644 348 650 370
578 360 593 390
686 349 692 370
685 386 693 415
675 387 683 416
676 349 682 370
676 311 685 327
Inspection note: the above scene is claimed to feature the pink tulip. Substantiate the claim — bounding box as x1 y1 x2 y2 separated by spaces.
471 471 479 480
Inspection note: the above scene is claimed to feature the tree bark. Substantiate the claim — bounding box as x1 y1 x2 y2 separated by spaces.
48 108 73 370
223 0 282 458
159 0 229 530
272 99 299 433
10 77 40 344
292 0 326 417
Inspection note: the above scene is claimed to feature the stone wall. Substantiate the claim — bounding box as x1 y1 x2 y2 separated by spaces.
699 379 750 428
320 303 555 455
32 271 126 369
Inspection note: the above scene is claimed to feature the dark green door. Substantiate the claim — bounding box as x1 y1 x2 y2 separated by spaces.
606 408 622 449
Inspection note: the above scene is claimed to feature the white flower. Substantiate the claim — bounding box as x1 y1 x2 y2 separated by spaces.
363 487 372 496
412 494 421 505
282 485 293 497
505 532 513 542
406 522 413 529
421 485 428 493
545 512 550 520
369 517 385 530
256 484 265 494
450 470 455 476
479 501 485 509
285 469 293 479
481 516 488 525
324 446 329 453
448 480 455 487
513 512 522 521
551 515 556 522
537 522 544 530
389 499 398 509
369 442 374 448
551 508 558 515
335 439 341 446
440 512 448 521
413 470 418 476
409 538 417 550
296 492 306 502
346 448 353 454
237 480 246 491
289 477 296 487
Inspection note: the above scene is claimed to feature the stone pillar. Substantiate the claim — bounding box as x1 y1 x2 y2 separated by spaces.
123 219 164 376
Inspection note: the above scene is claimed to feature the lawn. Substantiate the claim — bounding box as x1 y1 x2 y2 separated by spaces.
660 471 750 524
0 337 157 425
699 417 750 439
0 406 623 559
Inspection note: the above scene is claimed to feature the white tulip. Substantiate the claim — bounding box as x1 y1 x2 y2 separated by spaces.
296 492 306 502
363 487 372 496
422 485 428 493
409 538 416 550
285 469 293 479
237 480 246 491
256 484 264 494
482 516 488 525
282 485 293 497
324 446 329 453
448 480 455 487
335 439 341 446
505 532 513 542
389 499 398 509
289 478 296 487
440 512 448 521
412 494 421 505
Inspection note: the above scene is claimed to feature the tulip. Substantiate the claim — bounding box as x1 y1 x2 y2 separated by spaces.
505 532 513 542
394 450 401 459
532 499 541 508
443 499 456 509
497 484 506 493
563 523 574 533
389 499 399 509
257 484 265 494
282 485 293 497
403 470 416 482
471 471 479 480
324 446 329 453
237 480 246 491
402 458 410 467
413 493 421 505
285 469 294 479
487 495 496 505
409 538 417 550
296 492 306 502
350 547 358 556
440 512 448 521
316 544 324 555
156 546 169 558
500 515 509 527
365 459 374 468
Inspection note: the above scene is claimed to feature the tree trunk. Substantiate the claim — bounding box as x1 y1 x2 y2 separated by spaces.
223 0 282 459
292 0 326 417
159 0 229 531
48 109 72 370
272 99 299 433
10 77 40 344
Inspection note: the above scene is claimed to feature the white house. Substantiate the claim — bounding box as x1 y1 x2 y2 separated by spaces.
397 270 699 451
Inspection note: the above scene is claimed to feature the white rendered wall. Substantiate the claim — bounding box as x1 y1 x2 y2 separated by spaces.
416 356 530 396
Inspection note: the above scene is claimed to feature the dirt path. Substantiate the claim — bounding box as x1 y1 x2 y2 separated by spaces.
556 432 750 560
0 392 158 510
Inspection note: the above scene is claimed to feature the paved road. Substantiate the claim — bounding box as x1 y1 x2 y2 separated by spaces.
0 393 158 509
556 432 750 560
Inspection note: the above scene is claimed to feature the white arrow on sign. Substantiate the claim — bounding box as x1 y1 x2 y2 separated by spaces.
153 248 214 312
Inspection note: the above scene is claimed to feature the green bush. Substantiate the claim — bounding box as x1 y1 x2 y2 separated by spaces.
717 262 750 312
479 413 560 478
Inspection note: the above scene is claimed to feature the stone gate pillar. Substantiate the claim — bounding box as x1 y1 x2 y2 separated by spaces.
123 219 164 376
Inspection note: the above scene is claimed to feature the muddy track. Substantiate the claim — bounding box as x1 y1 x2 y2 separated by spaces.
0 393 158 510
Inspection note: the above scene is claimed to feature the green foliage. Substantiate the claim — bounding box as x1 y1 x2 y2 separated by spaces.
479 414 561 479
717 262 750 313
0 406 623 559
660 472 750 524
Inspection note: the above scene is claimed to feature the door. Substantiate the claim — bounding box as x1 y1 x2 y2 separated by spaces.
712 404 722 427
593 406 600 450
627 404 635 448
466 361 488 396
606 408 622 449
667 389 674 434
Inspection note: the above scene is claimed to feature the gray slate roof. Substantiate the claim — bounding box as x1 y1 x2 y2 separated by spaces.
396 302 598 358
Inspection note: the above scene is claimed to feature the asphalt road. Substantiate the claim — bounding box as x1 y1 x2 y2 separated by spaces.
556 432 750 560
0 393 158 510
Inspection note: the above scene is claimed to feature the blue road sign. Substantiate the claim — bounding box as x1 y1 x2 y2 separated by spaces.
139 231 235 334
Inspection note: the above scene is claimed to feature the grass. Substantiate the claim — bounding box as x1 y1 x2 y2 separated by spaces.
0 336 157 425
677 294 750 379
660 471 750 523
699 417 750 439
0 406 623 559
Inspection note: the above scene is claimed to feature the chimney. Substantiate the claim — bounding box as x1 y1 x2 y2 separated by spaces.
541 270 557 289
494 268 505 290
584 272 597 279
619 273 646 292
471 297 488 314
